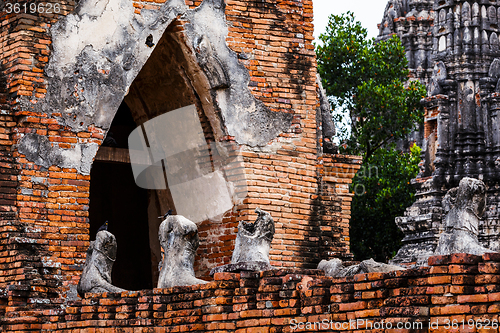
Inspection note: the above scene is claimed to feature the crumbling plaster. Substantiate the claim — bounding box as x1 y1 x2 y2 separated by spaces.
18 0 294 174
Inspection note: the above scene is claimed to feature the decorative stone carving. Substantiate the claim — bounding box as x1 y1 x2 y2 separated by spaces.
231 208 275 264
316 74 337 154
318 258 405 277
194 35 229 89
488 59 500 92
157 215 207 288
435 178 495 256
387 0 500 266
489 58 500 79
379 0 405 36
428 61 447 96
77 230 125 297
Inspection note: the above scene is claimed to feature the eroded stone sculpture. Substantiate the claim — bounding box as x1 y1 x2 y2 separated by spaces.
157 215 207 288
231 208 275 264
77 230 125 297
210 208 275 275
318 258 405 277
489 58 500 92
317 258 344 277
316 74 337 154
428 61 447 96
435 178 495 256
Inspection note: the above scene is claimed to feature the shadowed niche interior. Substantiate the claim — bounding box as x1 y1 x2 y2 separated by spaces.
89 21 219 289
89 102 153 290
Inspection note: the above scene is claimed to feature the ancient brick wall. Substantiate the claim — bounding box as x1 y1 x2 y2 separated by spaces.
317 156 361 262
3 253 500 332
0 1 25 290
0 0 94 294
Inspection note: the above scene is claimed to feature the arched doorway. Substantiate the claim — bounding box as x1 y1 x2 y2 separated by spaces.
89 22 225 288
90 102 153 290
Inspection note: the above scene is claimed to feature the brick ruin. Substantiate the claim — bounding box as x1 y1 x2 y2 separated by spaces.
0 0 364 328
3 0 500 332
5 253 500 332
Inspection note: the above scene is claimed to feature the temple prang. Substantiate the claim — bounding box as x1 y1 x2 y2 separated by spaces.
380 0 500 267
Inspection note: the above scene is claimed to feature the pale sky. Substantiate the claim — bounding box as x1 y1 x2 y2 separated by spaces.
313 0 390 40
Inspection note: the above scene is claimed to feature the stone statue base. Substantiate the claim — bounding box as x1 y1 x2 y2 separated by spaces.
318 258 406 277
435 229 492 256
210 261 274 276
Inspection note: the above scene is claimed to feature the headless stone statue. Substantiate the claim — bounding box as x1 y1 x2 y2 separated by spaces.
318 258 405 277
316 74 337 154
210 208 275 275
435 177 495 256
488 58 500 92
231 208 275 264
317 258 344 277
77 230 125 297
157 215 207 288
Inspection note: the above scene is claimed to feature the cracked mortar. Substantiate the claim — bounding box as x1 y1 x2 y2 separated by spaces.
17 0 293 174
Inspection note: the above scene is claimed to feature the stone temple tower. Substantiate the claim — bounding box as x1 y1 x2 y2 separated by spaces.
380 0 500 266
378 0 435 86
378 0 435 148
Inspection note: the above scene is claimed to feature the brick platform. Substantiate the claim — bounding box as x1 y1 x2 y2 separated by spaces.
3 253 500 332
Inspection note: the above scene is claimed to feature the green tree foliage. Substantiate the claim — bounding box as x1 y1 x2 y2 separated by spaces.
316 12 426 160
316 12 427 261
350 144 421 262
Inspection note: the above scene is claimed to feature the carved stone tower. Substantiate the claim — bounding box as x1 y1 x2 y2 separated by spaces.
378 0 435 86
378 0 435 147
380 0 500 266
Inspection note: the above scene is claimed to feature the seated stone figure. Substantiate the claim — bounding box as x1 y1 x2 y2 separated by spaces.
77 230 125 297
157 215 207 288
231 207 275 264
435 177 495 256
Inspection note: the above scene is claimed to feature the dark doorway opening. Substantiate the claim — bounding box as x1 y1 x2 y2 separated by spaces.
88 21 225 286
89 102 153 291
